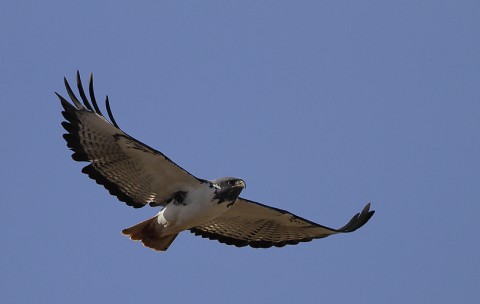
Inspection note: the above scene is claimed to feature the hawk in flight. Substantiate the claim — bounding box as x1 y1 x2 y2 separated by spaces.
57 72 374 252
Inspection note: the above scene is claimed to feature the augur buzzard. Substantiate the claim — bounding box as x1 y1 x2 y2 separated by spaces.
57 72 374 251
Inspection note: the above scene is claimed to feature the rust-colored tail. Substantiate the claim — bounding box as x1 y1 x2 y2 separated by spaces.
122 216 178 251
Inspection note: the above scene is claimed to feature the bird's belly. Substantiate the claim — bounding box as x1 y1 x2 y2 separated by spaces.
160 199 230 233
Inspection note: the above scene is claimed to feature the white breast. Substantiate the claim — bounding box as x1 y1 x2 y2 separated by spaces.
157 184 231 234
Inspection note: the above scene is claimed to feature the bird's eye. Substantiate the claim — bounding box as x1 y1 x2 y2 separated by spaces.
228 179 236 186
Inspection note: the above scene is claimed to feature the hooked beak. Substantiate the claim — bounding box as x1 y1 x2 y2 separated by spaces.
236 179 246 189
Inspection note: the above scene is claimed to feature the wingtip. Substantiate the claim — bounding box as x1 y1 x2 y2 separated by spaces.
336 202 375 233
88 72 103 116
76 71 82 88
56 91 74 109
105 95 120 128
358 202 375 229
364 202 375 218
55 92 68 106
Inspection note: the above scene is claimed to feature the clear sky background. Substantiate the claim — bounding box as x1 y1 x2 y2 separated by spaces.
1 1 479 303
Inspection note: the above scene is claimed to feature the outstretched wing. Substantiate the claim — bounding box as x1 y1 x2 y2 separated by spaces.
190 199 374 248
58 71 205 208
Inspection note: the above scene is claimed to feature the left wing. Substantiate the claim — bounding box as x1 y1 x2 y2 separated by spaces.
58 71 205 208
190 198 374 248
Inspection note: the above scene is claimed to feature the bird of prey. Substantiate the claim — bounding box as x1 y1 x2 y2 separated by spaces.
57 71 374 252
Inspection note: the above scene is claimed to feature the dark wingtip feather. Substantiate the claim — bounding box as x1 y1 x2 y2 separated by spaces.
64 77 84 110
336 203 374 233
105 95 120 128
60 72 120 129
76 70 94 111
55 91 66 103
56 92 77 112
88 73 104 116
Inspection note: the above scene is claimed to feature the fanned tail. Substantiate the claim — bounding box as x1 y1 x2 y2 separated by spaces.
122 216 178 251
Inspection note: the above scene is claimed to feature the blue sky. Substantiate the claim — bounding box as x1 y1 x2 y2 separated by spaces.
1 1 479 303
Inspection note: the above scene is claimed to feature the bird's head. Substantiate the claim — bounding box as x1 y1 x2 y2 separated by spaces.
211 177 246 206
